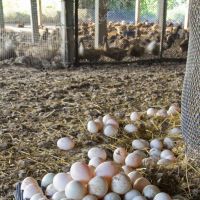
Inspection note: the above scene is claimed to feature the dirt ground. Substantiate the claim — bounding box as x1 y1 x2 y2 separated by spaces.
0 62 200 200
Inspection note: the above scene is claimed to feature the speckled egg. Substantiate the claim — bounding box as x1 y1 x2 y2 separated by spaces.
113 147 127 164
125 153 143 168
88 147 107 160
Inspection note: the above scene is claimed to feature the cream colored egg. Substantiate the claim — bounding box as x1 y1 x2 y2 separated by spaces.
133 150 147 159
128 171 143 184
111 173 132 195
89 157 104 167
94 118 104 131
53 172 72 192
45 183 57 197
88 176 108 198
65 180 87 200
168 127 181 135
124 189 142 200
88 147 107 160
160 150 174 159
52 191 66 200
157 159 173 165
153 192 172 200
104 125 118 137
104 192 121 200
149 148 161 160
163 137 175 149
83 194 98 200
147 108 157 117
156 109 168 118
130 112 141 121
124 124 138 134
87 120 99 134
41 173 55 188
143 185 160 199
57 137 75 151
122 165 134 175
167 104 180 116
133 177 151 192
30 193 45 200
132 139 149 150
132 196 147 200
142 157 157 168
70 162 93 183
113 147 127 164
125 153 143 168
103 114 112 124
95 161 120 180
21 177 38 190
23 184 42 199
106 118 119 129
150 139 163 150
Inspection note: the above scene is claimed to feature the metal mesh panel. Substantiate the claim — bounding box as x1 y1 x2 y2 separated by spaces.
181 0 200 161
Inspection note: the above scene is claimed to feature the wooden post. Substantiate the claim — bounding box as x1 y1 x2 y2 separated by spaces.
184 0 190 30
95 0 107 49
135 0 141 25
30 0 40 43
61 0 75 66
0 0 4 29
159 0 167 58
37 0 42 26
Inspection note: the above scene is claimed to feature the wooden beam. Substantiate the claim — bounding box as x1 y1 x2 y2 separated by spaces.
184 0 190 30
95 0 107 49
37 0 42 26
135 0 141 25
30 0 40 43
61 0 75 66
0 0 4 29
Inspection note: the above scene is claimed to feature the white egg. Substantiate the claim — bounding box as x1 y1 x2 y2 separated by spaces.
147 108 157 117
113 147 127 164
103 114 112 124
104 125 118 137
124 124 138 134
132 139 149 150
160 150 174 159
21 177 38 190
149 148 161 160
168 127 181 135
153 192 172 200
89 157 104 167
125 153 143 168
143 185 160 199
111 173 132 195
142 157 157 168
94 118 104 131
88 147 107 160
23 184 42 199
104 192 121 200
167 104 180 116
164 155 176 161
130 112 141 121
133 177 151 192
41 173 55 188
52 191 66 200
150 139 163 150
133 150 147 159
30 193 45 200
122 165 134 175
88 176 108 198
65 180 87 200
53 173 72 192
157 159 173 165
45 183 57 197
57 137 74 151
87 120 99 134
106 118 119 129
83 194 98 200
163 137 175 149
156 109 168 118
124 189 142 200
132 196 147 200
128 171 143 184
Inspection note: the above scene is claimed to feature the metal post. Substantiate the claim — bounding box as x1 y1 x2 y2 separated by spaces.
37 0 42 26
0 0 5 29
95 0 107 49
74 0 79 66
184 0 190 30
61 0 75 66
30 0 40 43
159 0 167 58
135 0 141 25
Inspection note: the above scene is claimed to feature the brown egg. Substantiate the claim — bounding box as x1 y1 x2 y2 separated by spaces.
128 171 143 184
133 177 151 192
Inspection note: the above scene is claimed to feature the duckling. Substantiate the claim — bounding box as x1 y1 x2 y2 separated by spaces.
146 40 159 55
103 36 127 61
127 44 145 57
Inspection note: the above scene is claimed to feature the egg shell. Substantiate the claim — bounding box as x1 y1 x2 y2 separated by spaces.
21 177 38 190
30 193 45 200
23 184 43 199
160 150 174 159
149 148 161 160
88 176 108 198
128 171 143 184
130 112 141 121
95 161 120 181
83 194 98 200
65 180 87 200
124 124 138 134
153 192 172 200
133 177 151 192
103 114 112 124
132 196 147 200
89 157 104 168
87 120 99 134
157 159 173 165
94 118 104 131
113 147 127 164
132 139 149 150
41 173 55 188
132 150 147 159
163 138 175 149
143 185 160 199
124 189 142 200
88 147 107 160
57 137 75 151
70 162 93 183
125 153 143 168
103 192 121 200
105 118 119 129
150 139 163 150
104 125 118 137
52 191 66 200
142 157 157 168
147 108 157 117
45 183 57 197
168 127 181 135
122 165 134 175
53 172 72 192
111 173 132 195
